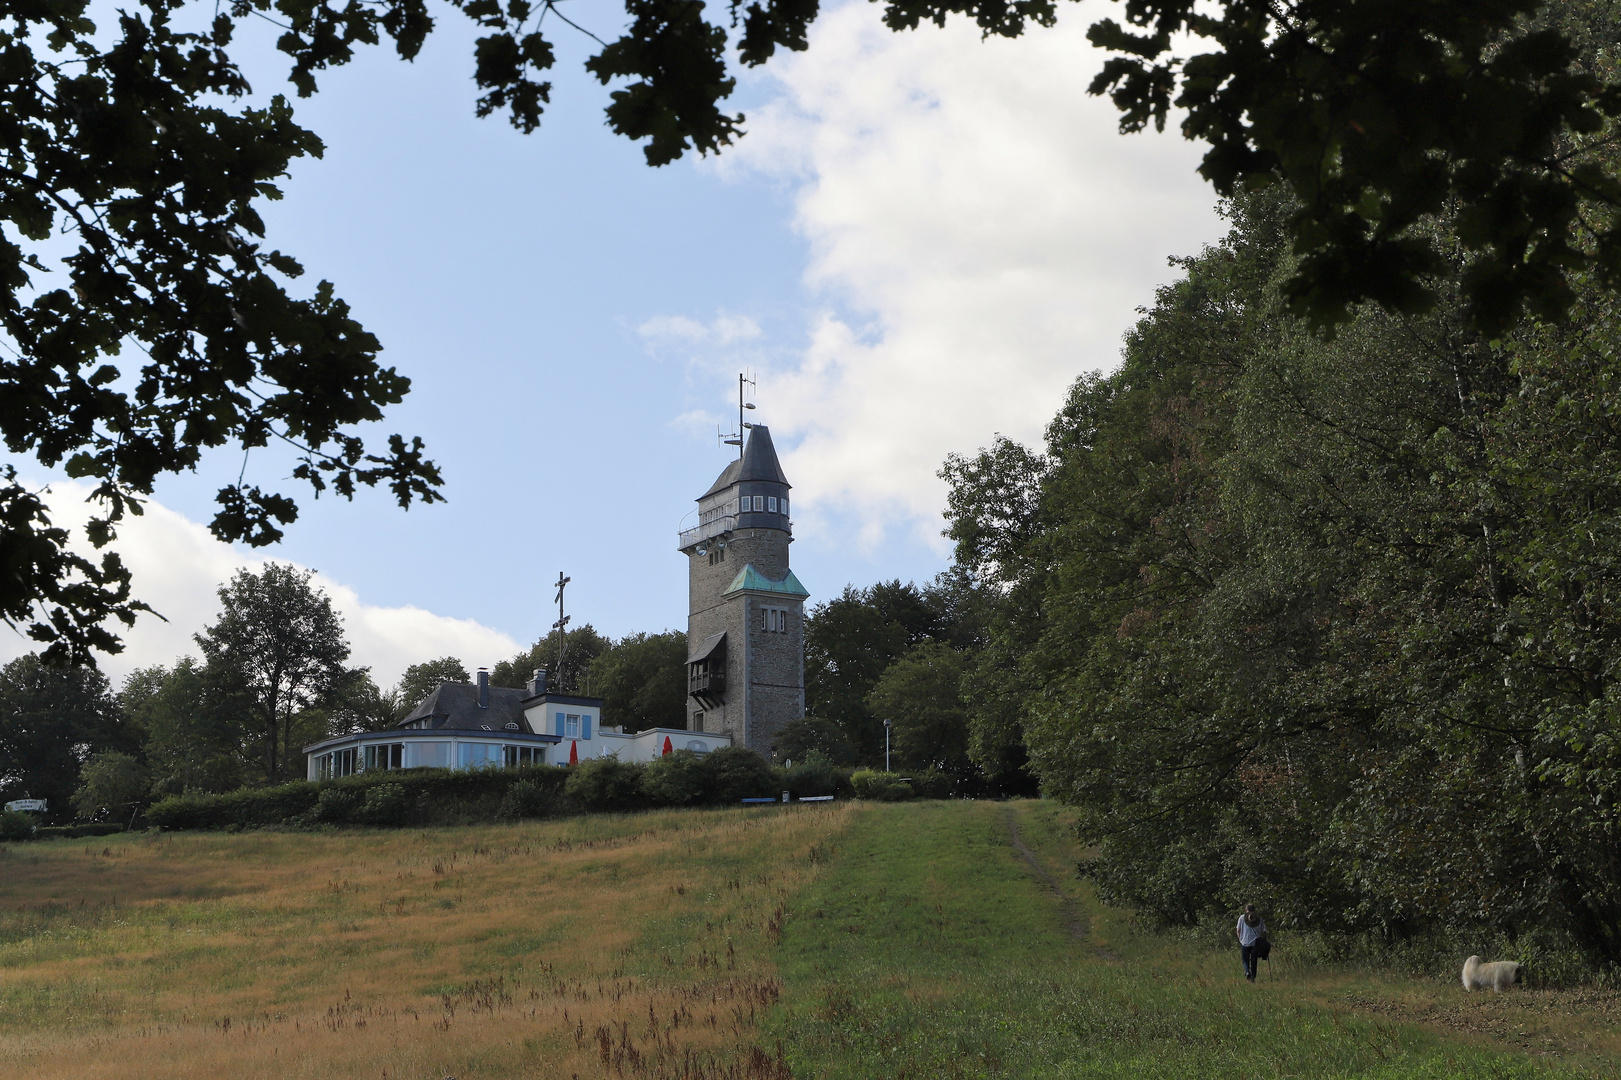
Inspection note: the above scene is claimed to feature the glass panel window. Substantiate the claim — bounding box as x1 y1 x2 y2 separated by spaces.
767 496 778 512
411 742 451 768
782 498 788 517
458 742 501 769
565 714 581 738
752 496 763 511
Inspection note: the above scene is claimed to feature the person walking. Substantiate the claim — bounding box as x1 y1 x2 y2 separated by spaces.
1236 903 1268 982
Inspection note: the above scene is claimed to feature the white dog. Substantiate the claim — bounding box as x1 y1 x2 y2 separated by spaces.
1461 955 1523 992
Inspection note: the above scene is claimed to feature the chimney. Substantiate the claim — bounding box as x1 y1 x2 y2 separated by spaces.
477 668 490 709
529 668 548 697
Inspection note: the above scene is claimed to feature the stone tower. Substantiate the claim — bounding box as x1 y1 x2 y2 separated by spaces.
679 425 808 756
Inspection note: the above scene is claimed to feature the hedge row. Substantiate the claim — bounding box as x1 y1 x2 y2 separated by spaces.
121 748 960 834
145 764 564 831
0 812 127 842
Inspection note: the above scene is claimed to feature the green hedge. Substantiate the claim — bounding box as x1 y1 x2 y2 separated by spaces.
850 767 960 800
32 823 128 840
139 748 956 834
147 765 571 831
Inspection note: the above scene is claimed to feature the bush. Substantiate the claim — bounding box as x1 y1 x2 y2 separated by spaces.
357 783 414 826
704 746 777 803
851 768 914 801
498 779 559 820
911 768 957 799
642 750 710 806
311 787 361 824
776 751 852 799
0 809 35 841
564 757 647 812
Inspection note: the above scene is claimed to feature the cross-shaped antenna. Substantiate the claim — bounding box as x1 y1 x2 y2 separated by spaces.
553 572 571 691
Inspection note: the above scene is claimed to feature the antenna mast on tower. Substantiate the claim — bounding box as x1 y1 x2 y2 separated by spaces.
720 371 756 457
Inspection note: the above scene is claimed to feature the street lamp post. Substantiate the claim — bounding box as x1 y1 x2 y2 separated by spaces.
883 719 892 772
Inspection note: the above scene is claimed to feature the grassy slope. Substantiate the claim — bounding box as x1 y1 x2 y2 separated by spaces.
2 800 1616 1079
768 800 1612 1079
0 807 850 1079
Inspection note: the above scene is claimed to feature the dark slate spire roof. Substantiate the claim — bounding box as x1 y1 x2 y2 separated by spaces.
701 425 791 498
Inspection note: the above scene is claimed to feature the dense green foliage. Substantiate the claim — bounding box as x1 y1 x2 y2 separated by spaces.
122 656 253 795
394 657 472 716
491 625 608 694
805 578 981 760
0 654 131 818
867 639 973 774
0 809 34 841
493 627 685 729
70 750 146 821
942 185 1621 967
194 564 360 782
772 717 858 766
587 630 687 731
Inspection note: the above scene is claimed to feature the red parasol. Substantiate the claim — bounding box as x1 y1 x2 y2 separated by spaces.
568 740 578 765
662 735 673 756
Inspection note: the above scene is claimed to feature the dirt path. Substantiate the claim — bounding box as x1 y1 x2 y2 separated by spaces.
1004 807 1090 943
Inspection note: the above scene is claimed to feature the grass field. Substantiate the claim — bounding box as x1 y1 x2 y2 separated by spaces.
1 800 1616 1078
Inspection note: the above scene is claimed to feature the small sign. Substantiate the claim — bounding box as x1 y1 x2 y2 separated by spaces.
5 799 46 813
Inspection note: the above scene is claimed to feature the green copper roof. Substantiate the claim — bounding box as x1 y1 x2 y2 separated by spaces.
723 564 810 598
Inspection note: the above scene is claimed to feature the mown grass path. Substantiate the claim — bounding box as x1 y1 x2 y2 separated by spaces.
768 800 1613 1079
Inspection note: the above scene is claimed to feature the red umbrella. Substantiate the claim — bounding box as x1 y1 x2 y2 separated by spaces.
568 740 578 765
662 735 673 756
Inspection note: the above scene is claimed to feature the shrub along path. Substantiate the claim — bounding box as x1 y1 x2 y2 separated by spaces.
767 800 1618 1079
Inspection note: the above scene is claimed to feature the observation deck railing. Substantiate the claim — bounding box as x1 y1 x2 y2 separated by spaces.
677 515 736 550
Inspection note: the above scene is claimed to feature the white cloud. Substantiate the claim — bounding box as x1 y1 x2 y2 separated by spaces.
0 480 519 688
637 312 763 348
701 2 1225 549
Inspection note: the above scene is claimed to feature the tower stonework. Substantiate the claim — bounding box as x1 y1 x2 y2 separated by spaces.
679 426 808 757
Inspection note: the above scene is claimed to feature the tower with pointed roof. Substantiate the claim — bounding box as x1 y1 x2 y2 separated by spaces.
678 425 808 756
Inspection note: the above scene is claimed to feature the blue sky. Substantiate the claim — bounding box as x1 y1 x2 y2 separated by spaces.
6 1 1225 687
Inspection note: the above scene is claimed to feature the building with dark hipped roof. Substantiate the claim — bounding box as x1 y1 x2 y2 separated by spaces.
678 425 808 756
304 667 729 779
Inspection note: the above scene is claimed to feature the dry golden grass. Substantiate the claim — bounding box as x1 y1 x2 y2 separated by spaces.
0 805 852 1080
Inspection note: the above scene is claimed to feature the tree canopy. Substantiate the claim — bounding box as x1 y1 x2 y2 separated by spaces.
491 625 608 693
395 657 471 716
940 177 1621 965
0 653 130 817
588 630 687 732
194 563 358 782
